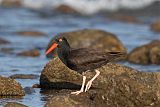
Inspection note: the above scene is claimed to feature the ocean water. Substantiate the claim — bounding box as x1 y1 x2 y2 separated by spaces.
0 0 159 14
0 1 160 106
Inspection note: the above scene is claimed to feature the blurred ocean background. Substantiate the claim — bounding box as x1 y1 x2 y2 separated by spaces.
0 0 158 14
0 0 160 106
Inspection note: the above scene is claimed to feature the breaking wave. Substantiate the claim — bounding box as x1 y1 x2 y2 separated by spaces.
1 0 160 14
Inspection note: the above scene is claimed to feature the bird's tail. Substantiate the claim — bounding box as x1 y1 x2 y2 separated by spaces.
108 51 127 61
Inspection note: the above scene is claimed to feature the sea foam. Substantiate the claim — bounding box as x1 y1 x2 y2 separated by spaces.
3 0 160 14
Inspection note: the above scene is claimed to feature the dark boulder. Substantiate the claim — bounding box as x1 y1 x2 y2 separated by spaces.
128 40 160 64
5 102 28 107
0 38 10 45
42 58 160 107
32 84 41 88
1 0 22 7
55 4 79 14
17 49 40 57
16 31 46 37
150 20 160 32
9 74 39 79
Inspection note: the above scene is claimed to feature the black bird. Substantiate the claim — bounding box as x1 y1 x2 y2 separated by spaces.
45 37 126 95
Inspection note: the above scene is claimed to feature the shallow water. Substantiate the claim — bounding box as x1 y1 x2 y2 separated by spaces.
0 8 160 107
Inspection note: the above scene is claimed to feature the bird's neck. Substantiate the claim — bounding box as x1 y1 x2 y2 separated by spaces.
57 42 71 65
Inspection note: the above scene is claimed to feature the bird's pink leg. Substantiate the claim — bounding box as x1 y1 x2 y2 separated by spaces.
71 76 86 95
85 70 100 92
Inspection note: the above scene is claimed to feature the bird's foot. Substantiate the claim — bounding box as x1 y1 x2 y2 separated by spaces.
85 80 92 92
71 90 83 95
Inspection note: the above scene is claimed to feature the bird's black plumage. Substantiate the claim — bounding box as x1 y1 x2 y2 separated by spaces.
55 37 126 74
45 37 126 95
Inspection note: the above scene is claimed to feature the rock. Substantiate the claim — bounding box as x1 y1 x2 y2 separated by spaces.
24 87 35 94
55 4 79 14
40 57 134 89
9 74 39 79
109 14 140 23
11 69 19 72
46 29 126 58
128 40 160 64
40 58 82 89
16 31 46 37
17 49 40 57
32 84 41 88
42 58 160 107
0 76 24 96
150 47 160 64
5 102 28 107
1 0 22 7
151 20 160 32
0 38 10 45
45 94 93 107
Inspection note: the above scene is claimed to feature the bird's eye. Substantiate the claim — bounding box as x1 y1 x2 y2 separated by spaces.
59 39 63 42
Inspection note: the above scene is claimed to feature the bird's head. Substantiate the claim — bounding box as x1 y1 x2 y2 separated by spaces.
45 37 69 55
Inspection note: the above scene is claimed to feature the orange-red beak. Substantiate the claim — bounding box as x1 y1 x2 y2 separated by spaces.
45 43 58 55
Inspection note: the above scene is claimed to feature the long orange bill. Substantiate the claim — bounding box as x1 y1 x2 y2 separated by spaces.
45 43 58 55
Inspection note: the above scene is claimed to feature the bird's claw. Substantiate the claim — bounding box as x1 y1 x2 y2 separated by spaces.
71 90 83 95
85 81 92 92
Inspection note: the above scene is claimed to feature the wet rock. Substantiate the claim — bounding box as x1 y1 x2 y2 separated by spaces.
0 38 10 45
5 102 28 107
42 58 160 107
0 76 24 96
1 0 22 7
45 94 93 107
16 31 46 37
40 57 134 89
32 84 41 88
128 40 160 64
24 87 35 94
46 29 126 58
9 74 39 79
109 14 140 23
151 20 160 32
150 47 160 64
55 4 79 14
17 49 40 57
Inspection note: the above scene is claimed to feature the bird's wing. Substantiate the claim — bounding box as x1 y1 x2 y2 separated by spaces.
67 48 112 65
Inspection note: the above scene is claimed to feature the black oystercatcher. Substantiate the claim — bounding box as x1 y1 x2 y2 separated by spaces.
45 37 126 95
